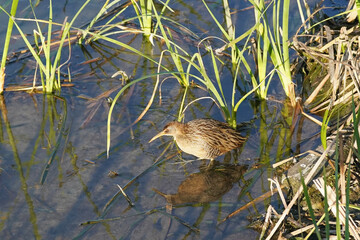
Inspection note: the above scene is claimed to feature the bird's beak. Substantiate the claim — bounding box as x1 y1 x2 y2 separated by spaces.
149 131 166 143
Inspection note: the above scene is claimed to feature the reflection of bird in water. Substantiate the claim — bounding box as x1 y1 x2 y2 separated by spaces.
149 119 247 160
153 164 248 205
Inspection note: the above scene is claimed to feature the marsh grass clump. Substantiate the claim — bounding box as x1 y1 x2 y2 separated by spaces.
0 0 94 93
243 6 360 237
293 23 360 113
254 121 360 239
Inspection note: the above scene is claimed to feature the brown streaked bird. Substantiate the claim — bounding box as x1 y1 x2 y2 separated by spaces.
149 119 246 160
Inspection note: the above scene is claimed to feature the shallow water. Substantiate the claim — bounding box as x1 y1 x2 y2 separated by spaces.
0 0 328 239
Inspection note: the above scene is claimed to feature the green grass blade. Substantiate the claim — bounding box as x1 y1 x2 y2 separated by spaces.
352 96 360 151
321 107 332 149
106 72 179 158
50 22 71 91
323 167 330 239
45 0 53 91
0 0 19 93
345 162 350 239
8 20 46 74
281 0 292 95
209 47 225 104
334 136 341 238
193 52 229 119
356 0 360 28
201 0 230 40
301 172 322 239
151 3 188 86
223 22 260 50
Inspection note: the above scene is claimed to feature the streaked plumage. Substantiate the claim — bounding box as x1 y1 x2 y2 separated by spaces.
149 119 246 160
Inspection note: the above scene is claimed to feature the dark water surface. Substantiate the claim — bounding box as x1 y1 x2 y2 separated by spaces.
0 0 327 239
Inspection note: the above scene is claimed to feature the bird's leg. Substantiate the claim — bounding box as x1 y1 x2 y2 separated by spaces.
206 159 215 169
179 157 205 165
171 157 198 167
198 159 215 170
180 159 198 165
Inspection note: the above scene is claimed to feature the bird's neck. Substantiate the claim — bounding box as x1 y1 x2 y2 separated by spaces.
173 123 188 141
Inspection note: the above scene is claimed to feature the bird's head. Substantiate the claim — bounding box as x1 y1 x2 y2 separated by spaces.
149 122 182 143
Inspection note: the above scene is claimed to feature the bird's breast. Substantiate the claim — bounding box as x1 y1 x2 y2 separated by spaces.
174 135 209 159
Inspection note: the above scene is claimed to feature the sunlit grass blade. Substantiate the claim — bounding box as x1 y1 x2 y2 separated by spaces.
248 0 270 99
356 0 360 28
271 0 293 100
130 0 153 37
85 4 128 43
345 162 350 239
334 135 341 237
191 51 229 120
248 0 295 104
7 18 46 73
321 107 330 149
81 0 123 40
45 0 53 91
209 46 226 108
323 167 330 239
231 58 267 127
268 0 294 104
201 0 230 41
151 2 189 86
300 172 322 239
0 0 19 94
296 0 311 32
0 0 92 93
352 96 360 151
106 72 179 158
201 0 239 66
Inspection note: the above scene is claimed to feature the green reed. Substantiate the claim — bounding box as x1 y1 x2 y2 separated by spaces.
300 167 351 239
0 0 19 94
181 0 263 126
357 0 360 27
351 97 360 238
81 0 126 42
81 0 189 86
91 0 264 129
152 0 190 86
195 0 271 127
250 0 295 105
320 107 331 149
202 0 237 67
301 129 355 239
202 0 296 104
106 71 179 158
323 167 330 239
131 0 154 38
0 0 92 93
300 170 322 239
